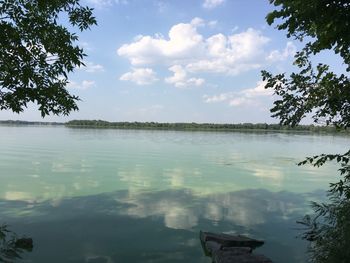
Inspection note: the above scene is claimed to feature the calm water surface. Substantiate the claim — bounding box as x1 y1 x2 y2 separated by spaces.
0 125 349 263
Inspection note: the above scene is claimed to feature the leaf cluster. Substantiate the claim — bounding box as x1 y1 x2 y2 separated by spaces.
263 0 350 129
0 0 96 117
267 0 350 71
264 1 350 262
262 58 350 128
297 151 350 263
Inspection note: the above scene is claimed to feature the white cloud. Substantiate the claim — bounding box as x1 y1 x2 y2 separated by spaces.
186 28 270 75
117 19 270 76
120 68 158 85
78 61 104 73
229 97 252 107
208 20 218 28
117 19 205 65
203 0 225 9
85 0 112 8
267 41 296 62
203 81 272 107
203 93 231 103
118 18 294 91
241 81 273 98
165 65 205 88
79 41 93 51
85 0 127 8
67 80 95 90
190 17 205 27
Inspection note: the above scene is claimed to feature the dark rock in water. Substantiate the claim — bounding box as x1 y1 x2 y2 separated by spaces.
15 238 33 251
205 241 222 256
200 231 273 263
200 231 264 249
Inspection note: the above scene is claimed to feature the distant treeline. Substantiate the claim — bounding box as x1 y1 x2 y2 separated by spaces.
1 119 348 133
65 120 347 133
0 120 64 125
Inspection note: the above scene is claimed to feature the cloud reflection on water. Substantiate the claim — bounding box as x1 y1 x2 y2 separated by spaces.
116 188 311 229
0 188 326 263
0 153 336 207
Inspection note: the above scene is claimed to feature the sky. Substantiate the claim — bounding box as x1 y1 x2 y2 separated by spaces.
0 0 343 123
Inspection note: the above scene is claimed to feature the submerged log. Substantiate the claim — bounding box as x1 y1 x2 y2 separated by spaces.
200 231 272 263
200 231 264 249
205 240 222 256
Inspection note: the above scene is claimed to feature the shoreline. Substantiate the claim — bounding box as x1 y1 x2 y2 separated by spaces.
0 120 348 135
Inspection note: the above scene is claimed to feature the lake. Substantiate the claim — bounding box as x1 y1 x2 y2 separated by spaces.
0 125 349 263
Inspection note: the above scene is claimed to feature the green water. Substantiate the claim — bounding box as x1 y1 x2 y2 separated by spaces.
0 125 349 262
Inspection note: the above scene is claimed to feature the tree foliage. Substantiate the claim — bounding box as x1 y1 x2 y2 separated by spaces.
263 0 350 128
264 1 350 262
266 0 350 71
297 151 350 263
64 119 347 133
0 0 96 117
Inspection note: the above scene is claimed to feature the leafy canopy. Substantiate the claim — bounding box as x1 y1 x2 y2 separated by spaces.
0 0 96 117
262 0 350 128
264 1 350 262
266 0 350 71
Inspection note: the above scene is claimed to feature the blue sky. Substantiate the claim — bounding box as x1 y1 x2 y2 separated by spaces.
0 0 341 123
